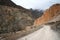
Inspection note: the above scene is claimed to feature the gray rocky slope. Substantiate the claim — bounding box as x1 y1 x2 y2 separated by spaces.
0 0 34 34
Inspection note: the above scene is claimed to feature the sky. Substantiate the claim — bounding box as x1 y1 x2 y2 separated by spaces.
11 0 60 10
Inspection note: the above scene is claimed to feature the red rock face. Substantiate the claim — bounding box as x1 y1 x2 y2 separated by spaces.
34 4 60 26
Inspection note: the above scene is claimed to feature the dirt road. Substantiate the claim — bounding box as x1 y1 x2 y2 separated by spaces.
17 25 60 40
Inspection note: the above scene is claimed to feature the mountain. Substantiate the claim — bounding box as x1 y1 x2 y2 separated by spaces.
30 9 43 19
0 0 34 34
0 0 30 11
34 4 60 26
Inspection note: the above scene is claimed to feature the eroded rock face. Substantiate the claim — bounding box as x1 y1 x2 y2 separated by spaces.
50 21 60 31
0 5 34 34
34 4 60 26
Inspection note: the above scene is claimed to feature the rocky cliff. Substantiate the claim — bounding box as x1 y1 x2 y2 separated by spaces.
0 0 34 34
34 4 60 26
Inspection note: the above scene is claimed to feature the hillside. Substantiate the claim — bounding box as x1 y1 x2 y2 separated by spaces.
34 4 60 26
0 0 34 34
30 9 43 19
0 1 60 40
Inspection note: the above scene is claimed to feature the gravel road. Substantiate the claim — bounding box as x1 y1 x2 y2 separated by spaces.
17 25 60 40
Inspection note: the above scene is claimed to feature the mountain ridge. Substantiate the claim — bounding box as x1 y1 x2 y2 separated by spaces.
34 4 60 26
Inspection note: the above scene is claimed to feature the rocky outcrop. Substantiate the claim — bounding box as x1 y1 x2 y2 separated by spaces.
0 5 34 34
0 0 34 34
34 4 60 26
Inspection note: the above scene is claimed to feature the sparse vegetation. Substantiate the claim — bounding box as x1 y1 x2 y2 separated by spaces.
0 5 34 34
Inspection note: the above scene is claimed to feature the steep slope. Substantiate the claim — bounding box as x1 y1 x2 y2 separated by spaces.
34 4 60 26
0 0 34 34
0 0 30 12
30 9 43 19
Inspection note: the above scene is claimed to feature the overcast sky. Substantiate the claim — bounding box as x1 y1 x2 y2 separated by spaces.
11 0 60 10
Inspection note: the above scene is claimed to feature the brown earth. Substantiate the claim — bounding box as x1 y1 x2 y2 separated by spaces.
0 0 35 34
34 4 60 26
0 5 34 34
